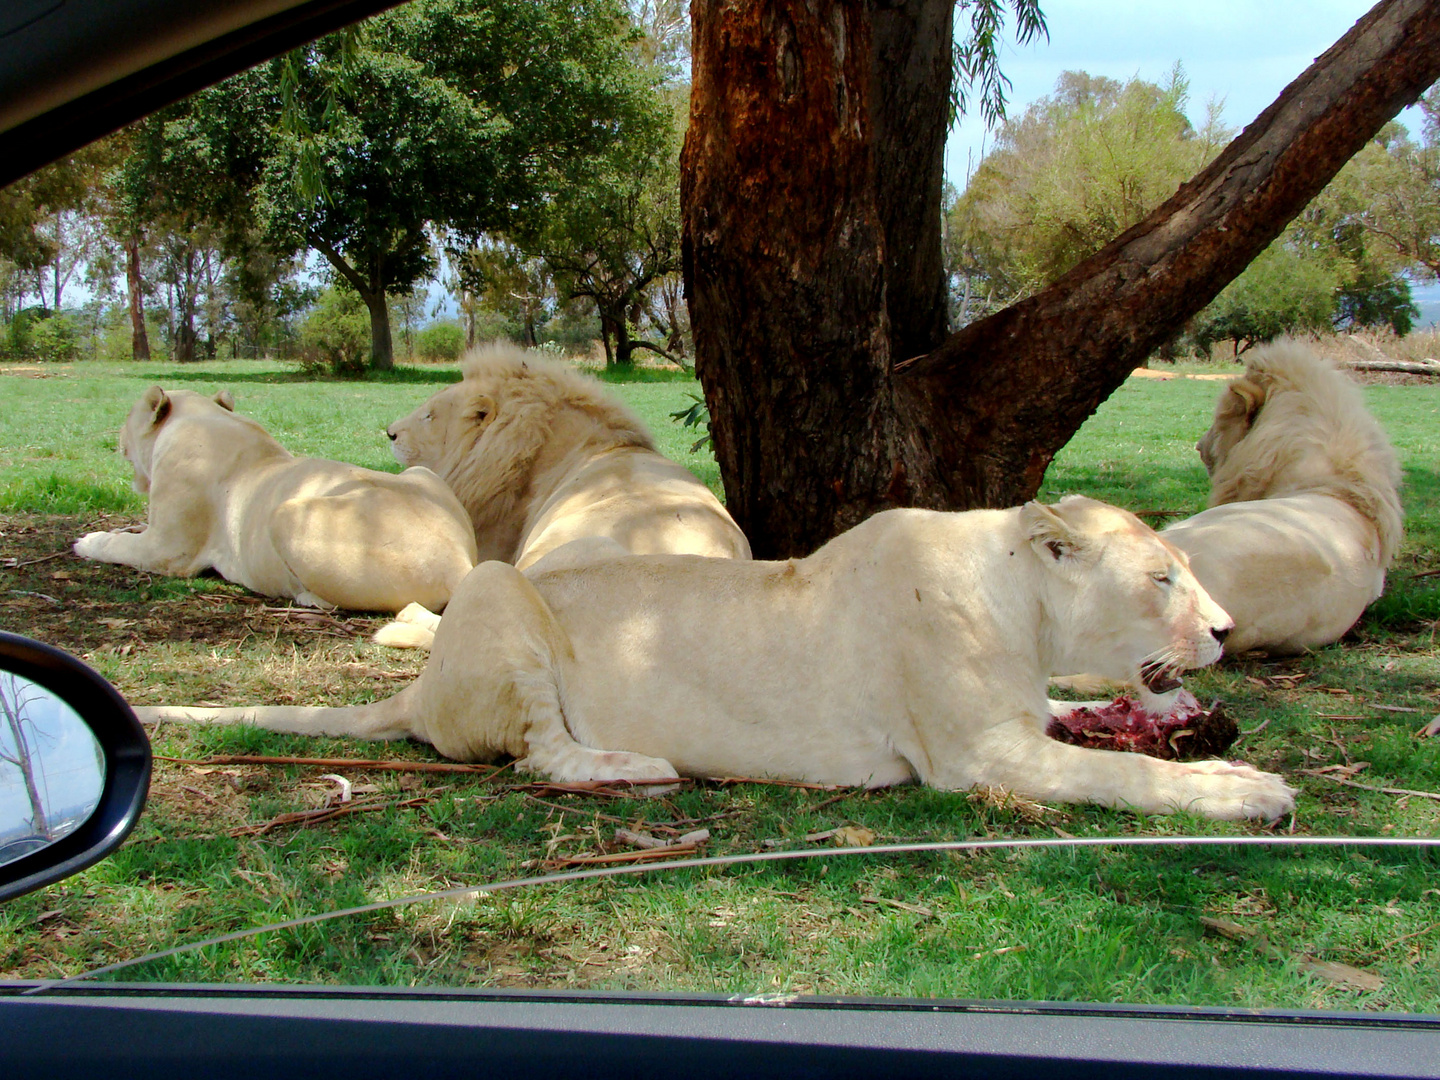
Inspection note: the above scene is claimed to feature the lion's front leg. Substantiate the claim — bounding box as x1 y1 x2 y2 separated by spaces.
970 719 1296 821
73 526 205 577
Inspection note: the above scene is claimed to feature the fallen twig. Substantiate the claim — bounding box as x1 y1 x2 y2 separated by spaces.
8 590 61 605
538 844 703 868
1298 769 1440 802
861 895 934 919
1 550 69 569
1200 916 1384 991
1345 358 1440 376
513 778 689 799
712 776 841 791
614 826 710 851
229 795 433 836
810 788 865 812
159 754 503 776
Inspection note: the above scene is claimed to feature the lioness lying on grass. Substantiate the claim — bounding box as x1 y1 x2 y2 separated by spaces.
75 386 477 613
140 496 1296 821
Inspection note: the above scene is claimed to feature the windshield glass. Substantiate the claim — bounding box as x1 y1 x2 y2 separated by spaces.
0 0 1436 1013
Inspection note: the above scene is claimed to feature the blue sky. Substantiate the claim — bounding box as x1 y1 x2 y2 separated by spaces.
945 0 1396 185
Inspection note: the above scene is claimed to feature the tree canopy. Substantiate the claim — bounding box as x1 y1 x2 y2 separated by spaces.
123 0 665 370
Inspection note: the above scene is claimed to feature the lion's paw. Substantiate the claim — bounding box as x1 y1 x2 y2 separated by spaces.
1171 760 1297 821
74 532 111 560
395 602 442 631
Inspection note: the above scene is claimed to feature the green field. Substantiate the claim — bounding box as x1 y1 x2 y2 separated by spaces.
1 358 1437 1009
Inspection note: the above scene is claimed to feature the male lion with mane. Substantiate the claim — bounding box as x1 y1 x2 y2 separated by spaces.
141 496 1296 821
74 386 477 613
1162 339 1403 654
373 343 750 647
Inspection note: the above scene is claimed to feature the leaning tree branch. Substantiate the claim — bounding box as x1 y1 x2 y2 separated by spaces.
896 0 1440 505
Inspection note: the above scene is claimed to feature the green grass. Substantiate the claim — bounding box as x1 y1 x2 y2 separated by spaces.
1 356 1437 1010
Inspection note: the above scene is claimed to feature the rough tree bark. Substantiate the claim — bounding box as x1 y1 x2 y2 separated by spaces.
682 0 1440 558
125 233 150 361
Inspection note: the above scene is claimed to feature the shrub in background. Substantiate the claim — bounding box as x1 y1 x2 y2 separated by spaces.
416 321 465 362
297 287 370 375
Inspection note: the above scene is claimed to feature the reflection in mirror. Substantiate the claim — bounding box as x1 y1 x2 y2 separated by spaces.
0 671 106 868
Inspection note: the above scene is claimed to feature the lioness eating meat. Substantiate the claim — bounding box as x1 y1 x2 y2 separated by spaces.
140 496 1296 820
74 386 477 613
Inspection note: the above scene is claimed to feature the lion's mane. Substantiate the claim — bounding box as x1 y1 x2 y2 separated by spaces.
1206 340 1403 568
434 345 657 551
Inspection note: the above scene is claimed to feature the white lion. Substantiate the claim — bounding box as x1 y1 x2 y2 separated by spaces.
1161 339 1403 654
138 496 1296 821
74 386 478 613
372 344 750 647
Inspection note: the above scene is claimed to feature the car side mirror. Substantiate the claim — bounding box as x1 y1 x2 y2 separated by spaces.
0 632 150 903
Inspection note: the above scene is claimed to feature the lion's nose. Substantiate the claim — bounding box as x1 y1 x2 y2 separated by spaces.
385 427 398 441
1211 625 1230 645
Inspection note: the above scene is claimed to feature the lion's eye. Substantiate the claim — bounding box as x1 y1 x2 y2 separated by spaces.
1151 571 1172 586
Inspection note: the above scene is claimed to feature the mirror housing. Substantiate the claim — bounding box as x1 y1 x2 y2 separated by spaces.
0 632 150 903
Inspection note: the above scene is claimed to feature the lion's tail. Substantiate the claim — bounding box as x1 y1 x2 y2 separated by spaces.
370 620 436 650
134 682 421 742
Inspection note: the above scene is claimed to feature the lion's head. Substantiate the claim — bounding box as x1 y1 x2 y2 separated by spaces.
1193 339 1402 567
118 386 236 494
1022 495 1232 693
386 344 655 559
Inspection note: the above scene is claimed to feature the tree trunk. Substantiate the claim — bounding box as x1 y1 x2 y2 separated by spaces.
173 249 198 364
366 290 394 371
125 235 151 361
683 0 1440 558
612 308 634 366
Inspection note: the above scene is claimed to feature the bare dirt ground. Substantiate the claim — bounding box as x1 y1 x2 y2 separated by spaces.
0 513 390 658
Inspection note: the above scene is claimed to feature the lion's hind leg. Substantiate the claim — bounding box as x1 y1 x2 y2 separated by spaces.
273 492 472 613
423 561 679 786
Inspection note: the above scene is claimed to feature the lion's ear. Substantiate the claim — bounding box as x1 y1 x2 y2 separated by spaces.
1228 378 1265 421
1020 500 1090 563
470 393 497 424
213 389 236 411
141 385 171 429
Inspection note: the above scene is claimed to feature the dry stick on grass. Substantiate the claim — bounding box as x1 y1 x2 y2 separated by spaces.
159 753 504 776
713 776 841 791
542 844 703 868
1 550 70 569
229 795 435 836
1298 769 1440 802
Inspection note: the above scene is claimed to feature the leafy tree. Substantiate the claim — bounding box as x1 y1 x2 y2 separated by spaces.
949 67 1229 302
448 237 554 347
1339 86 1440 278
250 0 660 370
515 87 681 366
1185 241 1340 357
